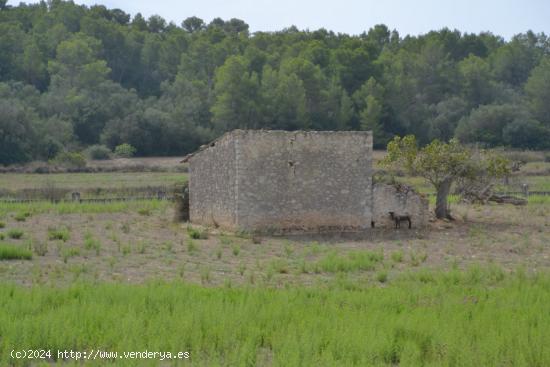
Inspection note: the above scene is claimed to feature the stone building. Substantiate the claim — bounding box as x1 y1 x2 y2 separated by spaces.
183 130 373 232
183 129 428 232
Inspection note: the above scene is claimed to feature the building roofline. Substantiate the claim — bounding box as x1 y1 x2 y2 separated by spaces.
180 129 372 163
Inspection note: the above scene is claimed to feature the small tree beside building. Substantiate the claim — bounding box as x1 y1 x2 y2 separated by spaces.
381 135 509 219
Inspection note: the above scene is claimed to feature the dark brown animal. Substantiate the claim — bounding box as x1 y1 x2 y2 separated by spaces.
389 212 411 229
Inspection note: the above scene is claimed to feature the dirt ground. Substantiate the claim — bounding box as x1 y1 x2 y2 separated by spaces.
0 202 548 287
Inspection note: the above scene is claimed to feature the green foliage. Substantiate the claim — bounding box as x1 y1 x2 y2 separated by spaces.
47 227 70 242
187 226 208 240
0 200 168 217
2 269 550 365
455 104 549 149
0 2 547 166
525 57 550 125
7 229 24 239
391 250 404 263
382 135 510 218
114 143 136 158
84 145 111 160
50 152 87 170
14 212 29 222
186 239 197 253
84 232 101 255
376 270 388 283
314 250 384 273
0 243 32 260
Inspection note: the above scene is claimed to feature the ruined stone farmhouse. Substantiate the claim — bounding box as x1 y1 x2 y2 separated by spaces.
183 129 428 232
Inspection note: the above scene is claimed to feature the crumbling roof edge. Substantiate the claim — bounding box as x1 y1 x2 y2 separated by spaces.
180 131 233 163
180 129 373 163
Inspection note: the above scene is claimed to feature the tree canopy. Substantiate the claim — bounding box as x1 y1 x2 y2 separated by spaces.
382 135 509 219
0 1 549 164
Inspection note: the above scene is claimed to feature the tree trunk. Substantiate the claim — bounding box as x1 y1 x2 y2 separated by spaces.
435 179 452 219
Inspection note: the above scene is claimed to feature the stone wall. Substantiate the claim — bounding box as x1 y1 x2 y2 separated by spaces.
372 183 429 228
188 130 373 232
236 130 373 232
188 133 237 229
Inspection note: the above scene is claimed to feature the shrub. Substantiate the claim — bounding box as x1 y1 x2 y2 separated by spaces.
85 145 111 160
0 244 32 260
0 221 5 228
7 229 24 239
48 227 70 242
376 270 388 283
0 233 4 240
114 143 136 158
84 233 101 255
187 226 208 240
61 246 80 262
137 208 151 216
391 250 404 263
14 212 30 222
50 152 87 169
232 244 240 257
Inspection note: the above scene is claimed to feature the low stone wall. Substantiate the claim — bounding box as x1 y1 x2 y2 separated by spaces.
373 183 429 228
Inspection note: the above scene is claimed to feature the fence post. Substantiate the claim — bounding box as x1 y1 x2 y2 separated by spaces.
522 184 529 198
71 192 81 203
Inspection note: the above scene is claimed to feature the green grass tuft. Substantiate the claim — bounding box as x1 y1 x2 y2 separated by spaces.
7 228 24 240
0 243 32 260
48 227 70 242
314 250 384 273
187 226 208 240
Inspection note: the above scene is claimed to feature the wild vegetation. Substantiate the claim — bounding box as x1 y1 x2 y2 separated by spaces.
0 166 548 365
1 1 550 165
1 2 549 365
382 135 509 218
1 269 550 366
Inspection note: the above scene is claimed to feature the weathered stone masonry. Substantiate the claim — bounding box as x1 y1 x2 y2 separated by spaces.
186 130 374 232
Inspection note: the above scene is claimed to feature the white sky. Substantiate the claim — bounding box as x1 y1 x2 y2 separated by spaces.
8 0 550 39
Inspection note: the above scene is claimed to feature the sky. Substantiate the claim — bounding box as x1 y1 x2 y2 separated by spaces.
7 0 550 39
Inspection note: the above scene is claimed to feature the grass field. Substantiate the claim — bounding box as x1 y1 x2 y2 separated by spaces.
0 199 170 217
0 270 549 366
0 155 549 366
0 172 187 191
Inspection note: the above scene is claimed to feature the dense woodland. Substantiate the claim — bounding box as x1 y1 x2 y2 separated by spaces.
1 0 550 165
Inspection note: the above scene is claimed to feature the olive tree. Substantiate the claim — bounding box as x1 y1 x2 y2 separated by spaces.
381 135 509 219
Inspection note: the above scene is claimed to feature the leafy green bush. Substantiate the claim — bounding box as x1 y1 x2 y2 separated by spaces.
187 226 208 239
0 243 32 260
114 143 136 158
50 152 87 169
14 212 30 222
48 227 70 242
376 270 388 283
85 145 111 160
0 221 5 228
391 250 404 263
7 229 24 239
